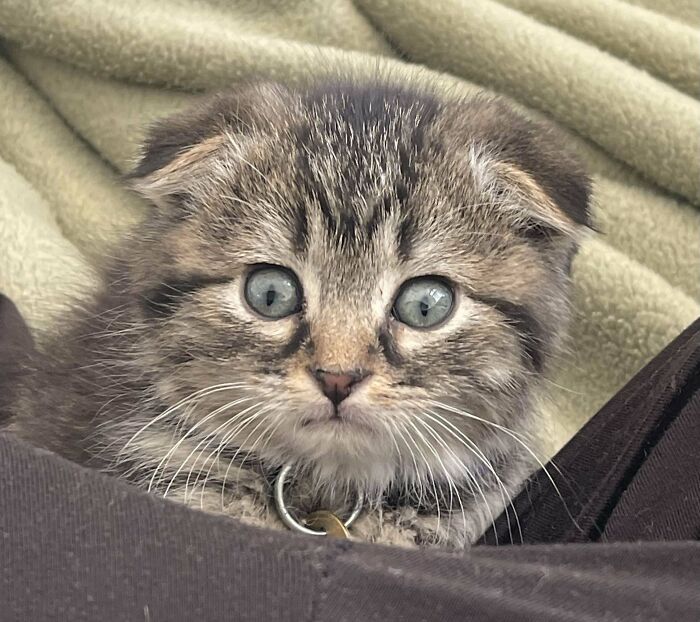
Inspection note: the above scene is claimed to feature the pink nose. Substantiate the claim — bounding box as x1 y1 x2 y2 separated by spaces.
313 369 369 405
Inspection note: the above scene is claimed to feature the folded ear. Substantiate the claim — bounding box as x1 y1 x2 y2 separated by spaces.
127 96 233 210
459 97 593 241
129 132 227 211
490 159 592 240
127 84 289 211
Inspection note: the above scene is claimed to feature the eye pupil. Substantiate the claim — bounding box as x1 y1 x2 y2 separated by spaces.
266 288 276 307
393 278 454 329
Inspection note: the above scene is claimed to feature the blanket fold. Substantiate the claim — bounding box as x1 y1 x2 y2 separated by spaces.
0 0 698 450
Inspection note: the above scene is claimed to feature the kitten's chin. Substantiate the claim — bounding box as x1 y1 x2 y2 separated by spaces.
266 405 399 489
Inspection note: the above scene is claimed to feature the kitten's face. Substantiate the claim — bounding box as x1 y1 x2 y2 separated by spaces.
125 84 590 496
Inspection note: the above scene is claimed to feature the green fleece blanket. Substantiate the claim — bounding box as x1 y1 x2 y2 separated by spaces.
0 0 698 456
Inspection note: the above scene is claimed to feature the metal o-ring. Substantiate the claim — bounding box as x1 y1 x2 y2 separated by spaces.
273 464 364 536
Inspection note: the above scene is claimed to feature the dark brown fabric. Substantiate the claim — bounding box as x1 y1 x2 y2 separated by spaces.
0 295 33 354
480 316 700 545
1 433 700 622
1 295 700 621
0 294 34 423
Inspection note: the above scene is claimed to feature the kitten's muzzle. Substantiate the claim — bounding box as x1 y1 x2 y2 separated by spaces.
312 368 371 406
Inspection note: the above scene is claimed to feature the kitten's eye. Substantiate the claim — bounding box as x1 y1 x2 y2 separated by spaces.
393 278 454 329
244 266 302 319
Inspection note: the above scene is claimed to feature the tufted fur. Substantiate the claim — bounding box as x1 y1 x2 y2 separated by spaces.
6 80 591 548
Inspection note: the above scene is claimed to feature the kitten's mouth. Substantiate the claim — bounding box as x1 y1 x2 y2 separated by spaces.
300 417 338 428
300 414 355 428
299 406 373 431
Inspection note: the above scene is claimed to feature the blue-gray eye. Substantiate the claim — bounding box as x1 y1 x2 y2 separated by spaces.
393 278 454 328
244 267 301 319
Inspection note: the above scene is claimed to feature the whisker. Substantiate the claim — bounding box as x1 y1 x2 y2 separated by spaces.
195 408 280 511
393 420 425 508
423 409 520 544
226 409 275 474
177 400 263 501
379 418 405 470
400 417 443 535
149 396 254 493
418 412 502 542
235 414 281 480
429 399 584 537
118 383 248 457
168 402 266 499
219 407 276 508
194 409 270 506
413 418 466 536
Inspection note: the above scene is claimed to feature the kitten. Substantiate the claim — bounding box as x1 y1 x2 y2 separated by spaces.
5 80 591 548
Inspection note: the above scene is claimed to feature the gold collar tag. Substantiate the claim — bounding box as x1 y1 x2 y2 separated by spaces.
305 510 351 538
